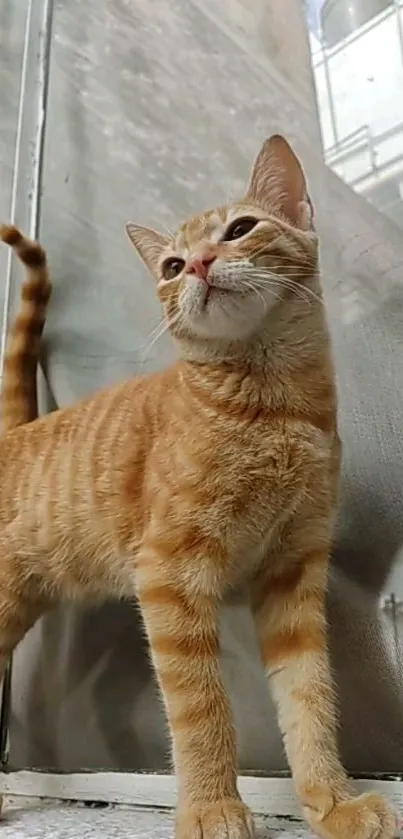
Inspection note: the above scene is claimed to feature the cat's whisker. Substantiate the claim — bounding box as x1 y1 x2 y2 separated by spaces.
246 255 317 278
248 243 317 273
240 278 275 310
271 275 323 306
141 317 168 348
244 275 317 309
141 312 181 360
248 268 323 307
140 328 169 363
264 277 319 307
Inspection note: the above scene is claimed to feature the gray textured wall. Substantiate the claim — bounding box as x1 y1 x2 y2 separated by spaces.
2 0 403 773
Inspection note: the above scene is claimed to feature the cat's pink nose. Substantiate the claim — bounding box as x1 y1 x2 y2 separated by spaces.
188 254 216 281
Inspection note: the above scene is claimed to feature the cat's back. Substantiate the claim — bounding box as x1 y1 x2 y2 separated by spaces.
0 364 188 597
0 367 174 525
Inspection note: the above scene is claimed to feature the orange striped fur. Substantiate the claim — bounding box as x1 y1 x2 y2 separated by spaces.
0 137 397 839
0 224 51 430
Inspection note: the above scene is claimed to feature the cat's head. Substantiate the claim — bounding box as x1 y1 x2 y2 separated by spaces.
126 135 317 345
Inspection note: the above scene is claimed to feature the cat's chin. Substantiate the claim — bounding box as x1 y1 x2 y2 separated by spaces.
175 261 281 343
180 301 267 343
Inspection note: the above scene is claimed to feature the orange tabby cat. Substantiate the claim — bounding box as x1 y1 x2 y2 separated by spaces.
0 136 397 839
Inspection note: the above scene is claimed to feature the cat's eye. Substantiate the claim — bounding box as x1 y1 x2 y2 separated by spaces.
222 217 258 242
161 257 185 281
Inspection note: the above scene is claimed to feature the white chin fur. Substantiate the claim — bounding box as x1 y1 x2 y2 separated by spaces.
178 259 278 341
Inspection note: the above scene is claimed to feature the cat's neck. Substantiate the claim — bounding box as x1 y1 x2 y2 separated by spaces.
179 280 329 374
175 278 336 421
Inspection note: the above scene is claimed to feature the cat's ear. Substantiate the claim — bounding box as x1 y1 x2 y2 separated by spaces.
126 223 170 278
246 134 314 230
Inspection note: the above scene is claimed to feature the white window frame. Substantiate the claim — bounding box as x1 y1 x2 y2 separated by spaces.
0 770 402 818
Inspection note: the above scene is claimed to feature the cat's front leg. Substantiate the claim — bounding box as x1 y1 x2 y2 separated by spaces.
251 537 398 839
136 543 254 839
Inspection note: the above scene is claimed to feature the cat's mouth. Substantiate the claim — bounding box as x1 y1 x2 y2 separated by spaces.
201 280 230 306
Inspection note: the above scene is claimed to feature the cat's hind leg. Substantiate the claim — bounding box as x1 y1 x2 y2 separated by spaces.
0 541 50 814
0 539 49 667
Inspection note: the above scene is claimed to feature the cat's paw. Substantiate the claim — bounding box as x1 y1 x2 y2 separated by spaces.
304 791 398 839
176 798 254 839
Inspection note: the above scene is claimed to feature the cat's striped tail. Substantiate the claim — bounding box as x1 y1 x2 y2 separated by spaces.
0 224 52 431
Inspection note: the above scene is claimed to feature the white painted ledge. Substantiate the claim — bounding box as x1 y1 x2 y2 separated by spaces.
0 771 402 818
